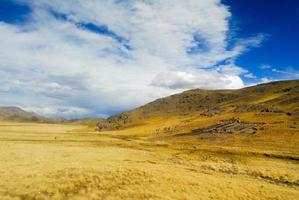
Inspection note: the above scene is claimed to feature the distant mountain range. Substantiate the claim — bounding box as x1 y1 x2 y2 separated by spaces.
0 106 103 125
0 107 49 122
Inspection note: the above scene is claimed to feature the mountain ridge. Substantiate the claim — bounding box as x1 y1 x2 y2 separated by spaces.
0 106 67 123
0 106 48 122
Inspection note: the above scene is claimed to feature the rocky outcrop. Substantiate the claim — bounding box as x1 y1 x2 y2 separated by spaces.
234 104 283 113
191 118 261 135
200 107 223 117
96 113 131 131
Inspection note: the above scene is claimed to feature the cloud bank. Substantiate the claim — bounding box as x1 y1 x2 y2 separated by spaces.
0 0 264 118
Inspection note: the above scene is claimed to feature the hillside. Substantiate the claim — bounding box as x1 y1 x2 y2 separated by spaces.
96 80 299 136
0 107 48 122
67 118 106 127
0 106 65 123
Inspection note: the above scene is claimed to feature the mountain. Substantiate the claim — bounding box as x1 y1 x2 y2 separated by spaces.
96 80 299 136
0 107 104 125
0 106 49 122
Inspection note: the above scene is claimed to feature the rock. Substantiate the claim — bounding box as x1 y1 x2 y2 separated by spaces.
234 104 283 113
191 118 260 135
200 107 222 117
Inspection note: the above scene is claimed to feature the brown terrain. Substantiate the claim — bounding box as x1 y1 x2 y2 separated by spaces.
0 80 298 199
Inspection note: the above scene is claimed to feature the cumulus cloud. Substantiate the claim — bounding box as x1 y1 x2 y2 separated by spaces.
0 0 264 117
151 70 244 90
244 73 256 79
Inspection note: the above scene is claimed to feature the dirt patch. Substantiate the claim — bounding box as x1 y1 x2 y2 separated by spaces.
191 118 261 135
200 107 223 117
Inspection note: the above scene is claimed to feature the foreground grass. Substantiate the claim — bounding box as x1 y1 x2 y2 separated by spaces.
0 121 298 200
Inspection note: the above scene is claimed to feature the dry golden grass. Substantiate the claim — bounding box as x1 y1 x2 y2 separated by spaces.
0 121 298 200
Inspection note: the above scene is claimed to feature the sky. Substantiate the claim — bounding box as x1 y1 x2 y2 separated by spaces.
0 0 298 118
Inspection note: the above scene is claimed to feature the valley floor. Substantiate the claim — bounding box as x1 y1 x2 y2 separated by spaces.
0 121 298 200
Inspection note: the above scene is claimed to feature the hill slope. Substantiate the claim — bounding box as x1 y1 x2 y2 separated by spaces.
67 118 106 127
0 107 49 122
96 80 299 136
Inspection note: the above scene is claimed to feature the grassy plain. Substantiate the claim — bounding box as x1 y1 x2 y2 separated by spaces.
0 121 298 200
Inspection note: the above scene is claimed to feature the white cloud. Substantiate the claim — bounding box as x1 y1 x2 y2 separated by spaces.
216 63 248 76
22 106 90 118
260 77 271 83
151 70 244 90
260 64 271 69
244 73 256 79
272 68 299 77
0 0 264 117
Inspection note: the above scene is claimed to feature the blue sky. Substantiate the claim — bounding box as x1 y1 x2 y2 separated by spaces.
0 0 298 118
224 0 299 82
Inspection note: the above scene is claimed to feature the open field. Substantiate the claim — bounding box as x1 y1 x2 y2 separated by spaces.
0 121 298 200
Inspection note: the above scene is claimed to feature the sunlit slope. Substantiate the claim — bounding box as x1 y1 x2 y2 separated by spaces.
0 107 47 122
96 80 299 136
67 118 106 127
